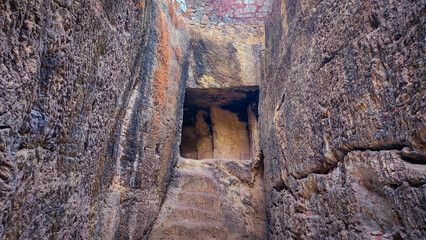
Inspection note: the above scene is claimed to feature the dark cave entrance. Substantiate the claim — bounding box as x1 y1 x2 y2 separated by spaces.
179 87 259 160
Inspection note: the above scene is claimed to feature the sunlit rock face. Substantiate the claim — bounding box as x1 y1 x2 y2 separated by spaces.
261 0 425 239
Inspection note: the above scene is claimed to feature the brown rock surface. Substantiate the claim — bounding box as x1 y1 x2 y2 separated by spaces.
0 0 190 238
150 157 267 240
261 0 425 239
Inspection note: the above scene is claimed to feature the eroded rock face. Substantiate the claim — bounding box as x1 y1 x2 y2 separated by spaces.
0 0 189 238
150 157 267 240
261 0 425 239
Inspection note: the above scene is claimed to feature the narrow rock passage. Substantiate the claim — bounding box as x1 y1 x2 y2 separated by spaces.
150 157 267 239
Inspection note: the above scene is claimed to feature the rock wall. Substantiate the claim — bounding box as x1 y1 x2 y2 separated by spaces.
261 0 425 239
0 0 189 239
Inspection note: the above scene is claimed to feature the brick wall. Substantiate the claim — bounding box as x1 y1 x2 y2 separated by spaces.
173 0 272 24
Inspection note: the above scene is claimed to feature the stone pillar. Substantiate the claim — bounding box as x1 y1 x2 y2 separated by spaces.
180 125 198 159
195 110 213 159
247 103 259 160
211 106 250 160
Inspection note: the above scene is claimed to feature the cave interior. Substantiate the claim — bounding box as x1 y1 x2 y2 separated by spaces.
180 87 259 160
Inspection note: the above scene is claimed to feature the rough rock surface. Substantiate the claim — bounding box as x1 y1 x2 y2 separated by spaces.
261 0 425 239
150 157 267 240
0 0 189 238
2 0 425 238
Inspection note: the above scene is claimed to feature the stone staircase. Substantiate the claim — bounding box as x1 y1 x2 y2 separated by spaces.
149 158 266 240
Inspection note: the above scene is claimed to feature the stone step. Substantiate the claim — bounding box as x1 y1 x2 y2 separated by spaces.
167 206 224 223
150 221 227 240
150 157 267 239
176 192 221 212
174 170 219 195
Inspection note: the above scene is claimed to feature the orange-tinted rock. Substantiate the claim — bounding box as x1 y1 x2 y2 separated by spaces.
0 1 190 239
